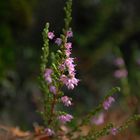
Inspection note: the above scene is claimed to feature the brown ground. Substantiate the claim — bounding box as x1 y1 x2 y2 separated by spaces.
0 108 140 140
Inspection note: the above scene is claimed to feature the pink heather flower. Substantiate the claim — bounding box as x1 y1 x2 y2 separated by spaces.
114 69 128 79
60 74 68 84
108 96 115 104
66 77 79 90
45 76 52 84
61 96 72 107
65 43 72 49
48 32 55 40
49 85 56 94
65 57 74 66
58 114 73 123
68 67 76 75
114 58 124 67
65 49 72 57
44 68 53 76
59 63 65 71
103 96 115 110
44 68 53 84
65 57 76 74
45 128 55 136
55 38 62 46
110 128 118 135
60 75 79 90
91 113 104 125
67 29 73 38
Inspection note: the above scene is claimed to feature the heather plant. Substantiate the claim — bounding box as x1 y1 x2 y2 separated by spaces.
38 0 140 139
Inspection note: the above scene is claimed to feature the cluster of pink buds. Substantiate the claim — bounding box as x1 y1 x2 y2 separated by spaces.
44 68 57 95
45 128 55 136
48 31 62 46
58 114 73 123
91 113 104 125
114 69 128 79
66 28 73 38
59 30 79 90
61 96 72 107
47 29 79 90
55 38 62 46
47 29 79 125
110 127 118 135
113 57 128 79
114 57 124 67
48 32 55 40
103 96 115 110
44 68 53 84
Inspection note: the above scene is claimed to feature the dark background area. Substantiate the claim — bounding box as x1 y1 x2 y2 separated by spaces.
0 0 140 131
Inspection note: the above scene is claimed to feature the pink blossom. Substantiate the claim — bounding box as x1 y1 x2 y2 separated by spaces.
65 43 72 57
110 128 118 135
67 29 73 38
65 49 72 57
45 128 55 136
49 85 57 94
44 68 53 76
60 74 78 89
58 114 73 123
45 76 52 84
66 77 79 90
68 67 76 75
59 41 79 90
55 38 62 46
65 43 72 49
91 113 104 125
44 68 53 84
65 57 74 66
114 69 128 79
114 58 124 67
108 96 115 104
65 57 75 74
103 96 115 110
48 32 55 40
59 63 65 71
60 74 68 84
61 96 72 107
60 74 79 90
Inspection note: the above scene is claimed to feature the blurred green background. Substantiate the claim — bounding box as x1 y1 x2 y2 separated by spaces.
0 0 140 130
